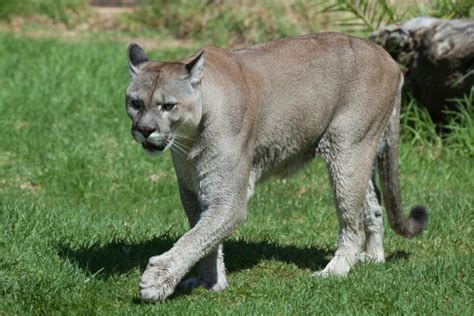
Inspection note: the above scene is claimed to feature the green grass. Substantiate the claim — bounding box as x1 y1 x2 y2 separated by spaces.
1 33 473 314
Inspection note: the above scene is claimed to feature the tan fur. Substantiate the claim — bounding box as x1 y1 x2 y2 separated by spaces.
125 33 427 302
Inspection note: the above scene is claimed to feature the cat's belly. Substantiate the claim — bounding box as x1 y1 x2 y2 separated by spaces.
251 138 320 183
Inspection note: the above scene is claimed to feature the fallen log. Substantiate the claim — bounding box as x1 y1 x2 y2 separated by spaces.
371 17 474 122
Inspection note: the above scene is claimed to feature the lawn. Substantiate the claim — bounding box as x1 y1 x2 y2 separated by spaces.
0 33 473 314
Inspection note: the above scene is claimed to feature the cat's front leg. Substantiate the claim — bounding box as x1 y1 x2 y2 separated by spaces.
139 173 248 302
139 202 246 301
176 181 228 292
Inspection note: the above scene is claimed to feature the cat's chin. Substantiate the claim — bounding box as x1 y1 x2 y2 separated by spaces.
142 141 166 156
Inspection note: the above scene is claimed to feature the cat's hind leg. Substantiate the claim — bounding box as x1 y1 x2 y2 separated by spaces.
360 177 385 263
180 243 228 291
315 134 378 277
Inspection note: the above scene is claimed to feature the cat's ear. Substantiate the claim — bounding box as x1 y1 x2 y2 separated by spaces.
185 49 205 86
128 43 149 77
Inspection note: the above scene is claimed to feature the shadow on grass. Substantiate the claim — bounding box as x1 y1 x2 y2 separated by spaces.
57 234 413 302
386 250 411 261
57 233 331 279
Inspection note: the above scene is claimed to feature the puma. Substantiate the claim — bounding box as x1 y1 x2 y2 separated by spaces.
125 33 428 302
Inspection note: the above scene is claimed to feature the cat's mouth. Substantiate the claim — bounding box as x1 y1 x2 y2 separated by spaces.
141 136 173 154
142 141 166 152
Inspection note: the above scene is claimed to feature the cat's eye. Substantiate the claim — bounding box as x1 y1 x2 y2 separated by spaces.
162 103 176 111
130 99 142 110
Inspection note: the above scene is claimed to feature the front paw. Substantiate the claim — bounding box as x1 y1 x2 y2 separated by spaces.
139 255 178 302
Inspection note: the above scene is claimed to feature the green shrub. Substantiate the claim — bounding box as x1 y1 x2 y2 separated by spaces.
119 0 473 45
401 97 442 150
400 89 474 156
443 88 474 156
121 0 321 46
0 0 87 26
417 0 474 18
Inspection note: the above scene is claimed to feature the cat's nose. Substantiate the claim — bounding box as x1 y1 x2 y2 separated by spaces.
138 127 155 139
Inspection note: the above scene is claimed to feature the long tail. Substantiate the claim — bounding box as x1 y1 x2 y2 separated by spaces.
377 75 428 238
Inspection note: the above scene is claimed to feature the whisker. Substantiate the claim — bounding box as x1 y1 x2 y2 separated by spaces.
174 133 195 141
173 139 192 152
172 145 187 156
173 145 188 156
171 141 189 156
170 146 185 156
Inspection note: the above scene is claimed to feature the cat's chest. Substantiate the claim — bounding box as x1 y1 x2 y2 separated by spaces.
172 154 200 193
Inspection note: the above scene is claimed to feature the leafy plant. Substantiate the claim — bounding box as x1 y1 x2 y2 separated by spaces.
417 0 474 19
317 0 400 33
401 97 442 149
400 89 474 156
443 88 474 156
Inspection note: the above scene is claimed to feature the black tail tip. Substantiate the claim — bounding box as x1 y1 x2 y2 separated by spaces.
408 205 428 235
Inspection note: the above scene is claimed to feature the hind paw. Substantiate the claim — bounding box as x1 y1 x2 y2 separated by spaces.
359 251 385 263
